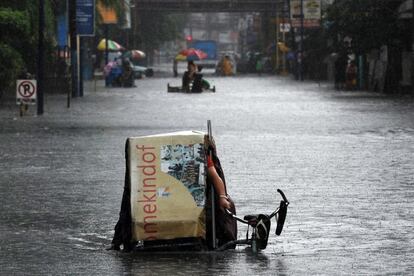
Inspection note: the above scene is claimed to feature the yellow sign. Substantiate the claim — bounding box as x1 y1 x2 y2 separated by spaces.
291 0 321 20
97 2 118 24
278 42 291 53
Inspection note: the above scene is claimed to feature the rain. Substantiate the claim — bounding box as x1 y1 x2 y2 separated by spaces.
0 0 413 275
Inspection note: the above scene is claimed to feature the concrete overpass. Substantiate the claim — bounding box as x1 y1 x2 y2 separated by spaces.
133 0 288 13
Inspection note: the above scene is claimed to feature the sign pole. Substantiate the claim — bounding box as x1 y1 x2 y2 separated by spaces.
299 0 304 81
76 0 95 96
282 30 287 75
66 0 70 108
276 13 279 73
79 36 84 97
105 24 109 66
69 0 78 98
207 120 217 249
37 0 45 115
76 35 82 97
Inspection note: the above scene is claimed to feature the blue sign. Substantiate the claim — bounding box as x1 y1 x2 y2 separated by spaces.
57 14 68 46
76 0 95 36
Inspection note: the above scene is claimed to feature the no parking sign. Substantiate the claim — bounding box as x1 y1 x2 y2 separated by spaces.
16 79 37 105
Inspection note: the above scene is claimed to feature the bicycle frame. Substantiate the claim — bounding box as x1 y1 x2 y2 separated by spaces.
125 189 288 253
216 189 289 253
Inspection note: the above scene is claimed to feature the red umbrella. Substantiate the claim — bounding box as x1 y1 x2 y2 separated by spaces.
178 48 208 61
123 50 146 60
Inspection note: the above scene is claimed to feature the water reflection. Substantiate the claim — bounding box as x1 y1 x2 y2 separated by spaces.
111 249 278 275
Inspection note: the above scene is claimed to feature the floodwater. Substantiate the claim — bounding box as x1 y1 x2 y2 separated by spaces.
1 75 413 275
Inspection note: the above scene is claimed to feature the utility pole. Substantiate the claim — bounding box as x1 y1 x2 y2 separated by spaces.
77 35 83 97
105 25 109 65
299 0 304 81
281 0 288 75
276 10 280 73
37 0 45 115
69 0 78 98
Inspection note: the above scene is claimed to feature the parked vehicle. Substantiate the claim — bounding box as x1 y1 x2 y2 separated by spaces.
133 65 153 79
191 40 218 68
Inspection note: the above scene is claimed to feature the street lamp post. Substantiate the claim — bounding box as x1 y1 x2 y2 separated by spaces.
299 0 304 81
69 0 78 98
37 0 45 115
105 25 109 65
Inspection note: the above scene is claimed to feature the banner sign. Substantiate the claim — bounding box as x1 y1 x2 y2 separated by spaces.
97 2 118 24
129 131 207 242
57 14 68 46
76 0 95 36
290 0 321 28
122 0 131 29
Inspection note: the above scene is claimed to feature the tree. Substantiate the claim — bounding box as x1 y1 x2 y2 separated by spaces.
325 0 405 54
0 8 28 91
324 0 407 93
139 12 188 50
0 1 55 94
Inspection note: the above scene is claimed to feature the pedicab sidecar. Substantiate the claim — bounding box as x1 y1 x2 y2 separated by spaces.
167 83 216 93
110 131 236 252
109 130 288 253
168 69 216 93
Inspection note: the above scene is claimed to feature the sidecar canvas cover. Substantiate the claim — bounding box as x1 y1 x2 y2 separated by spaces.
129 131 207 242
110 130 237 251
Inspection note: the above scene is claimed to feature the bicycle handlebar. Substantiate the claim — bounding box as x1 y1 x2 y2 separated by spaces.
225 209 249 224
225 189 289 223
277 189 289 204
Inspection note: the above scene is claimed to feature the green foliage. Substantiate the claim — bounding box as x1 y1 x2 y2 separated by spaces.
325 0 405 53
93 0 187 55
0 8 30 90
0 43 24 91
139 13 188 49
0 8 30 40
0 1 56 90
96 0 125 25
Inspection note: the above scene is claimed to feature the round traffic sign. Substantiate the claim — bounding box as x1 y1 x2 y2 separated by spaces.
18 80 36 98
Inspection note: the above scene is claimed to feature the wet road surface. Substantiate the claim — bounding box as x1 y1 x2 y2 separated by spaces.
1 75 413 275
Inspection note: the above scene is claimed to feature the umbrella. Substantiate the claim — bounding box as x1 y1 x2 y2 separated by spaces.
278 42 291 53
266 42 291 54
97 39 124 51
123 50 146 60
178 48 208 61
175 54 187 61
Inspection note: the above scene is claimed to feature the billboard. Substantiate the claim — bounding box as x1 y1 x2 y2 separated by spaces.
97 1 118 24
128 131 207 241
290 0 321 28
76 0 95 36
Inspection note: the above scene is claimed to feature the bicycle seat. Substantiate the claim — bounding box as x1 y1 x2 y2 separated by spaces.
243 214 260 221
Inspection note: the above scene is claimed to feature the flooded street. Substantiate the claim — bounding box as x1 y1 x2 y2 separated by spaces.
1 75 413 275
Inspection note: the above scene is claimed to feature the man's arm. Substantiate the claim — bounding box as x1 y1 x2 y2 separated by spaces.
207 165 231 210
